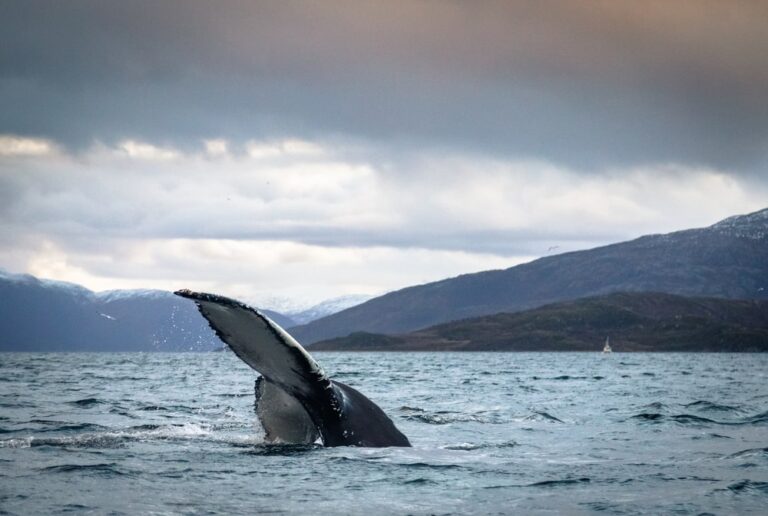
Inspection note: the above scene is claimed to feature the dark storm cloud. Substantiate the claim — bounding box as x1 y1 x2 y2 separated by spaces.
2 0 767 169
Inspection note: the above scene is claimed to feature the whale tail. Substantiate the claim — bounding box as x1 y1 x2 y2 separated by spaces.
254 376 319 444
175 289 410 447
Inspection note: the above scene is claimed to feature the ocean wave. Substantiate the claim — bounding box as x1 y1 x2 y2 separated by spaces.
684 400 742 413
524 411 564 423
691 433 732 440
0 437 33 448
630 411 768 426
528 477 590 487
137 404 196 412
136 405 169 411
243 443 320 456
398 405 506 425
66 397 105 408
725 480 768 494
0 401 35 409
401 477 438 485
531 375 593 381
214 393 251 398
728 447 768 459
631 412 661 421
40 463 127 477
0 422 264 449
670 414 720 425
28 421 107 433
442 440 518 451
399 405 556 426
396 462 466 470
81 374 149 382
332 372 363 378
744 410 768 424
401 411 500 425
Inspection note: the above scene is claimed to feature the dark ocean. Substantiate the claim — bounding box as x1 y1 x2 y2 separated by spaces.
1 352 766 515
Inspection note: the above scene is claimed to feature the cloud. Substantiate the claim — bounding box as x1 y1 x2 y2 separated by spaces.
14 236 523 308
1 1 767 170
245 139 325 160
117 140 179 160
2 2 766 303
0 135 57 157
203 139 228 157
0 135 765 303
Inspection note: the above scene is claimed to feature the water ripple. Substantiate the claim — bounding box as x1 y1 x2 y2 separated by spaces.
1 351 767 514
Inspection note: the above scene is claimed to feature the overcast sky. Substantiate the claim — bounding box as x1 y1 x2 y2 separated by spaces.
1 1 767 308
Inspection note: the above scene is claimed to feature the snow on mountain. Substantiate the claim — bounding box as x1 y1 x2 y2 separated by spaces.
0 269 94 298
285 294 374 325
248 294 313 315
710 207 768 240
0 267 373 348
291 206 768 344
0 269 25 282
244 293 374 325
96 289 174 302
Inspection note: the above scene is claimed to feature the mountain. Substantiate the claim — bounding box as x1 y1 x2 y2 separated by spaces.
311 292 768 352
293 208 768 344
0 270 367 351
242 294 369 325
0 272 220 351
285 294 372 325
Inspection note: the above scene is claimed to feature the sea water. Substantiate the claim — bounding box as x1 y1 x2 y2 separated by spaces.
1 352 766 515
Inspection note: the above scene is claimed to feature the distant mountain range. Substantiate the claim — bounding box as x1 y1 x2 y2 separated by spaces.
292 208 768 344
283 294 373 326
2 207 766 352
0 272 360 351
0 273 211 351
311 292 768 352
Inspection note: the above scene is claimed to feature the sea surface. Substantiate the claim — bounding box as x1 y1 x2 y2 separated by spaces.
1 352 767 515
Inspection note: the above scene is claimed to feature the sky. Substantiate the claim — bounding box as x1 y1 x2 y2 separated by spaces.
1 1 767 309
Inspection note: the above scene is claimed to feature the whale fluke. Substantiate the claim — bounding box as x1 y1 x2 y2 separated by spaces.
175 289 410 447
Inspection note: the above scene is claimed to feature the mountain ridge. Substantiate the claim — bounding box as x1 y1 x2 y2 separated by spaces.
0 271 350 351
310 292 768 352
291 208 768 343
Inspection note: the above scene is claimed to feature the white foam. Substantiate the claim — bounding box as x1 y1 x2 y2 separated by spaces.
0 437 33 448
0 422 268 449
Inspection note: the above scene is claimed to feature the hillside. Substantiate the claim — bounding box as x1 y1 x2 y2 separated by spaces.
0 273 218 351
311 292 768 352
291 208 768 343
0 271 367 351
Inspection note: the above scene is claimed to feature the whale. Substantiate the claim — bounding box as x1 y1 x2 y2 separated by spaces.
175 289 410 447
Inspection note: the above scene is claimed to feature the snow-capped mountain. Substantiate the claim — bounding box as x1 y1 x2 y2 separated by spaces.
291 206 768 344
95 289 174 302
0 271 218 351
0 269 94 298
284 294 373 326
0 268 370 350
711 207 768 240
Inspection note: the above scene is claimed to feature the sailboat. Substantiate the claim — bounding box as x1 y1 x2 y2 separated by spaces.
602 336 612 353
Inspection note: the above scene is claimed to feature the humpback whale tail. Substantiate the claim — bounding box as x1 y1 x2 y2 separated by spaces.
175 289 410 448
